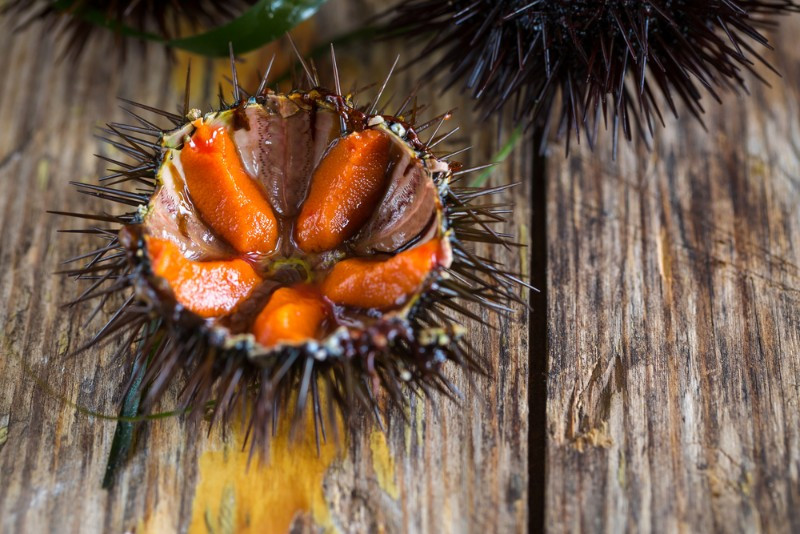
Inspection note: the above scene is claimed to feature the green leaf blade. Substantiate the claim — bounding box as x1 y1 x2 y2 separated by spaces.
168 0 328 57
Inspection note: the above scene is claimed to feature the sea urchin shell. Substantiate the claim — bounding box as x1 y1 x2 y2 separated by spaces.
55 47 524 452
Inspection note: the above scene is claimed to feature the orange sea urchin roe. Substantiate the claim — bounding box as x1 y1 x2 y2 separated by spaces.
182 120 278 255
295 129 391 253
252 286 328 348
321 239 441 310
147 238 261 318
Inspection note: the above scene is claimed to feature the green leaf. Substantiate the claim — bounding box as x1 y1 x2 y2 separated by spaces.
471 125 525 187
52 0 328 57
168 0 328 56
102 321 159 489
102 358 146 489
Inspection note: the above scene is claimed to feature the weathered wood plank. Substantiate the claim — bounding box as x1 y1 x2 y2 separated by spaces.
544 18 800 533
0 1 530 532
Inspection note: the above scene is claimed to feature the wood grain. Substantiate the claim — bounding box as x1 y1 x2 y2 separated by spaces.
0 1 530 533
4 1 799 533
543 17 800 534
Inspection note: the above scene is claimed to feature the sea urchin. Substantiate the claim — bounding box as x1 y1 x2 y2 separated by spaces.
54 47 523 454
2 0 255 58
387 0 799 153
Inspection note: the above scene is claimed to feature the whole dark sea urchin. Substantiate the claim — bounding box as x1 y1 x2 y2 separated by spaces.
53 46 524 454
2 0 255 57
387 0 800 153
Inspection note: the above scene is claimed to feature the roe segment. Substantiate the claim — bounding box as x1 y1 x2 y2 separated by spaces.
182 120 279 255
147 238 262 318
295 129 392 253
321 239 442 310
252 286 328 348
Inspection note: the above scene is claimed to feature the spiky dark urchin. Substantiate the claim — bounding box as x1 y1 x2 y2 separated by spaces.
387 0 799 153
2 0 254 58
53 47 524 456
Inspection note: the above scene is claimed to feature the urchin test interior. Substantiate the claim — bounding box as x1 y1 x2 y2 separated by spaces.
141 96 445 349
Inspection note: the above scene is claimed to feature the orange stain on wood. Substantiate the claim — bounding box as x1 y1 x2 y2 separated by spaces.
188 402 341 534
369 430 399 500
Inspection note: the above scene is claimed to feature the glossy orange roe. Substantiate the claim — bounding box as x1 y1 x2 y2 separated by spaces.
182 120 278 255
147 238 261 318
295 129 391 253
321 239 441 310
252 286 328 348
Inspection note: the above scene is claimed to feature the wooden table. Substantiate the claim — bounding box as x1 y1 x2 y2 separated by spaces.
0 1 797 532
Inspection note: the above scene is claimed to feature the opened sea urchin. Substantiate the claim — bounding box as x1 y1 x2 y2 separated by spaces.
56 49 522 451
